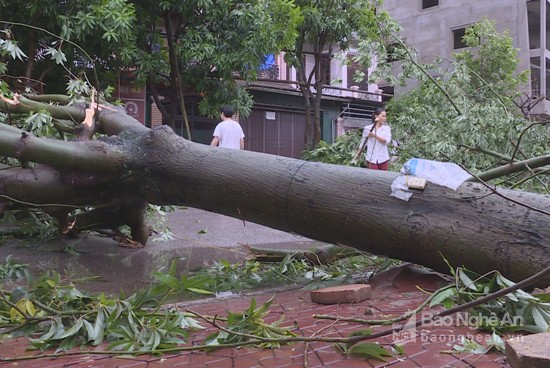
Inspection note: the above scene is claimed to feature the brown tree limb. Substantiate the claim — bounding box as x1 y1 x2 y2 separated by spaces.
1 101 549 285
468 154 550 183
24 94 73 104
0 126 126 172
0 94 85 121
458 144 514 163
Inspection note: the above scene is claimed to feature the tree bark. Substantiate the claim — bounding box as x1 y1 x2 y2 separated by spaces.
135 127 550 286
1 99 549 286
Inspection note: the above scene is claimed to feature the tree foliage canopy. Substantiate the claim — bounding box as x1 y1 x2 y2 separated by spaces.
1 0 139 92
387 18 549 192
1 0 301 124
306 18 549 193
129 0 301 121
454 18 529 100
284 0 401 149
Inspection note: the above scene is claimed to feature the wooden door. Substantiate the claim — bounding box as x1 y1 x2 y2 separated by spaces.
242 108 305 158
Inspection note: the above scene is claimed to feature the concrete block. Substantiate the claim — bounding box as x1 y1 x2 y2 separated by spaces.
310 284 371 304
506 333 550 368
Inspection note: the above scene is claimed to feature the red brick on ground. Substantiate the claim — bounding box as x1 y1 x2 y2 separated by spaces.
310 284 372 304
506 333 550 368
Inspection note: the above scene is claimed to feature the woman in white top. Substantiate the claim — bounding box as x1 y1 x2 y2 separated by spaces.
353 107 392 170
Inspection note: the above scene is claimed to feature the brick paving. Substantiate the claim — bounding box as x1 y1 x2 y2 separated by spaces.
0 269 514 368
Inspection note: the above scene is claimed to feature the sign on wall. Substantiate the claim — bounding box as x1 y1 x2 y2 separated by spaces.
114 71 146 124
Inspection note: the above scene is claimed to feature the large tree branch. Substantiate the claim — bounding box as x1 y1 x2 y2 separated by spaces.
0 95 85 121
0 166 120 207
459 144 514 163
469 154 550 182
24 94 73 104
0 95 148 136
0 125 126 172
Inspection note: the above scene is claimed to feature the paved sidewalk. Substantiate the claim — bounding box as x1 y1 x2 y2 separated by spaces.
0 266 513 368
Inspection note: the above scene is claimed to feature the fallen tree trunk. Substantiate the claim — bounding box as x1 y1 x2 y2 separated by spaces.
138 127 550 286
1 97 549 286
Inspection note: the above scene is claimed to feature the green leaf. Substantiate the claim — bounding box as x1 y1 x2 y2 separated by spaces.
429 287 456 308
83 320 97 341
186 287 213 295
151 271 179 289
534 293 550 303
349 342 393 361
453 337 488 354
392 344 405 355
57 334 80 352
531 305 550 332
57 319 83 339
180 315 204 330
108 339 134 351
486 332 506 352
83 310 105 345
168 258 178 276
203 331 221 346
458 269 478 291
29 316 62 343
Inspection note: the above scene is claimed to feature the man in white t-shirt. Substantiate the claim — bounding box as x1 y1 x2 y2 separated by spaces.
210 105 245 150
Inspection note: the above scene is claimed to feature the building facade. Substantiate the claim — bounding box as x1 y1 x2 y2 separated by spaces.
238 50 386 158
382 0 550 117
150 50 385 159
116 22 387 159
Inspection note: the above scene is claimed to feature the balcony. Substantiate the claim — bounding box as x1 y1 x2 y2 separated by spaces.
258 64 280 80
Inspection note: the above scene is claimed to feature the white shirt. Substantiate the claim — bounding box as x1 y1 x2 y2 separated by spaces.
360 124 392 164
212 119 245 149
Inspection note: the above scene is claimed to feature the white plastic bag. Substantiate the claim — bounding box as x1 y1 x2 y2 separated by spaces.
390 158 471 201
401 158 471 190
390 175 413 201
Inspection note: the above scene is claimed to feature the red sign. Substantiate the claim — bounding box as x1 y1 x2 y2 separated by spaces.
123 100 145 122
114 71 146 124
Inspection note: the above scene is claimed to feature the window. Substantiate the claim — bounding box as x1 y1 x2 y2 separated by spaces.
346 56 369 91
453 27 468 49
299 53 332 85
320 53 332 85
422 0 438 9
